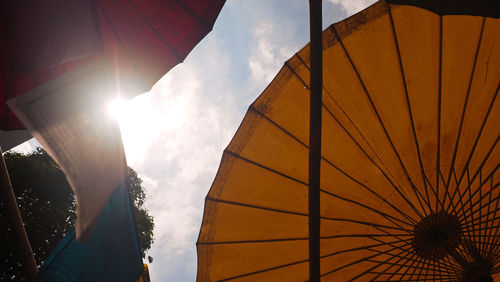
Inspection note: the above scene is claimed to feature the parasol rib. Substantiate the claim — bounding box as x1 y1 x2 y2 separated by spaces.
224 149 308 186
366 243 459 278
378 254 427 281
453 154 499 222
216 259 309 281
482 180 495 258
485 182 500 264
250 105 308 148
320 189 414 228
387 4 433 216
454 86 499 195
126 0 181 62
320 238 409 259
96 1 142 76
371 252 421 281
355 251 458 281
366 255 431 278
320 217 412 232
321 85 398 185
197 237 308 245
459 172 500 220
321 245 401 277
436 13 443 213
402 255 427 281
444 17 486 194
412 256 430 281
321 233 412 239
444 167 497 233
284 60 310 89
439 169 464 221
206 197 308 217
173 0 212 31
460 199 500 230
446 136 499 220
370 237 461 272
321 156 420 225
332 25 432 219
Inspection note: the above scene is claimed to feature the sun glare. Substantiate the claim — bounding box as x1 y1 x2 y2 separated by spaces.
107 95 166 165
108 98 128 120
106 91 189 166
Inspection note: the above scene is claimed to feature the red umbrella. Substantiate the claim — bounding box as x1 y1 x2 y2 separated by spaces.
1 0 225 131
0 1 225 278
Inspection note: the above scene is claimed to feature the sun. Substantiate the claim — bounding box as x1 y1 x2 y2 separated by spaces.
106 90 189 166
107 95 163 165
108 97 128 121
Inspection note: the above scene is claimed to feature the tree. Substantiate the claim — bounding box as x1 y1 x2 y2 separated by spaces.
127 167 155 262
0 148 154 281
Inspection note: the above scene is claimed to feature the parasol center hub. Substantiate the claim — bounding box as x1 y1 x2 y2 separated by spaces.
411 211 463 259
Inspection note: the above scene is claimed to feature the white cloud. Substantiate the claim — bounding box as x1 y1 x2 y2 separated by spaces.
248 23 294 90
326 0 376 16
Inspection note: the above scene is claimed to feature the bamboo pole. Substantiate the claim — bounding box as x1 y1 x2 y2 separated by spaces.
308 0 322 281
0 147 38 281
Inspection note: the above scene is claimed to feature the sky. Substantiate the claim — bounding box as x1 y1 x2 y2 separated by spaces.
12 0 376 280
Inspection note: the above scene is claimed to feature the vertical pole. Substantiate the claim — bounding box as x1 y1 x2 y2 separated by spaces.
0 148 38 281
308 0 322 281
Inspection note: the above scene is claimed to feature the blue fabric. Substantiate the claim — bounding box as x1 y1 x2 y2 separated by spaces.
37 181 143 282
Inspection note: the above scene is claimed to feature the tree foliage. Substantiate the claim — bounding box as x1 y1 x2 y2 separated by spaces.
127 167 155 259
0 148 154 281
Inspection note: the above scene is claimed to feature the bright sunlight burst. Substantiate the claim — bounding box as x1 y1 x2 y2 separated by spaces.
108 96 158 165
107 92 188 166
108 97 128 121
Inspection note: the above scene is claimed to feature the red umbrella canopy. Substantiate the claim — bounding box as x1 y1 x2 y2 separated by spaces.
1 0 225 130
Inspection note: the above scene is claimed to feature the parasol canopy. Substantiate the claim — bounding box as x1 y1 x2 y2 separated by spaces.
197 0 499 281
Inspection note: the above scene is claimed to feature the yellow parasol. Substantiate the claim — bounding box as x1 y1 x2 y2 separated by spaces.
197 0 499 280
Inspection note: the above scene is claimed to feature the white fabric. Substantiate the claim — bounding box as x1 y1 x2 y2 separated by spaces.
7 62 126 241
